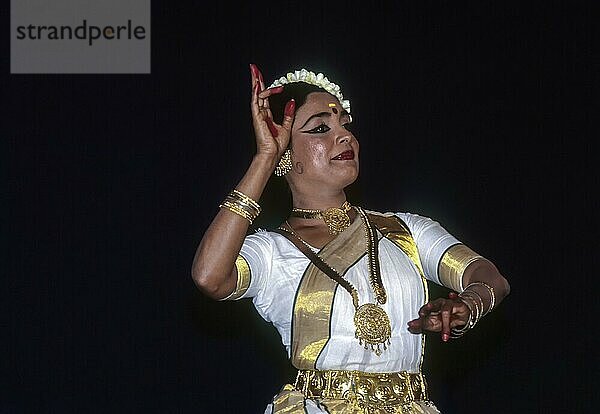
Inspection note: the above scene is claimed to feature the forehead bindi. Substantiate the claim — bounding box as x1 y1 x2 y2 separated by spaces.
300 93 339 114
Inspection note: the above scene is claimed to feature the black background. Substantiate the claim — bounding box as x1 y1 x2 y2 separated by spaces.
3 1 595 413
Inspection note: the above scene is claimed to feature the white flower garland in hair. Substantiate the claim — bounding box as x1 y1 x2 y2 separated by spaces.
268 68 351 113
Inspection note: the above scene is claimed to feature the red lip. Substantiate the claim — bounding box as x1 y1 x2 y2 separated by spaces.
332 150 355 160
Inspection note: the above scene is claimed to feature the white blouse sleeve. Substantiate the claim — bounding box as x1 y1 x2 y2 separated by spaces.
395 212 461 285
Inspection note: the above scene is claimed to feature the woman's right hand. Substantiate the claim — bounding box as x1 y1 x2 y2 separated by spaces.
249 64 296 162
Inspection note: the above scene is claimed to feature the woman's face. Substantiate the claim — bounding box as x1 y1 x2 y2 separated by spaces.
288 92 359 189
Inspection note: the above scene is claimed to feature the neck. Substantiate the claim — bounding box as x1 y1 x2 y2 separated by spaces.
290 190 348 211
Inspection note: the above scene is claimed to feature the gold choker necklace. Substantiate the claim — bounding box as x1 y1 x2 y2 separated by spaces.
291 201 352 235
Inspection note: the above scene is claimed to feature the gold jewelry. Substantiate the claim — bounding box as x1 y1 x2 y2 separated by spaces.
354 207 391 353
279 207 391 355
274 149 292 176
231 189 260 211
451 281 495 339
439 244 484 292
219 189 261 224
291 201 352 235
464 281 496 313
450 293 481 339
354 303 392 352
219 255 252 301
294 369 432 411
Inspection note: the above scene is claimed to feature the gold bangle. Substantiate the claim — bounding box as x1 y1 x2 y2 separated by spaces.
231 189 261 212
460 291 483 324
464 281 496 314
220 200 258 223
223 197 258 216
452 284 493 339
219 189 261 224
451 298 473 338
452 281 495 339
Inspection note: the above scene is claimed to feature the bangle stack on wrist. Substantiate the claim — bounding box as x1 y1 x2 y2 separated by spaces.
450 281 496 339
219 189 261 224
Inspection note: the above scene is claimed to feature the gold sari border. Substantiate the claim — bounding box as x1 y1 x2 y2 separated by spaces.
291 215 366 369
272 383 308 413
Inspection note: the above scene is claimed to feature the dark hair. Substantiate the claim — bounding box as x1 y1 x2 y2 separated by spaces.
269 82 334 126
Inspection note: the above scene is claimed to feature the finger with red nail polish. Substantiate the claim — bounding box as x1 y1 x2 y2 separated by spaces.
441 302 452 342
250 63 258 79
266 117 278 137
284 99 296 118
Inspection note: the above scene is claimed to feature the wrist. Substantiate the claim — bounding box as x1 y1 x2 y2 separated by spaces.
252 153 278 171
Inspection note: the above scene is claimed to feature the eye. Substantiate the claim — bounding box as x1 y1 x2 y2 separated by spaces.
306 123 331 134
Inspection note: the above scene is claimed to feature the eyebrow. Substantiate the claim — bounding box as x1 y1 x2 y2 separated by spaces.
299 112 331 130
299 110 351 130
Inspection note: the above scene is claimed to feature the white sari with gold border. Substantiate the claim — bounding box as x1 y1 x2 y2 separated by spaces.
235 212 462 413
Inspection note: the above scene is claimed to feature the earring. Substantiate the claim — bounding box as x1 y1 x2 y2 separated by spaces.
274 149 292 176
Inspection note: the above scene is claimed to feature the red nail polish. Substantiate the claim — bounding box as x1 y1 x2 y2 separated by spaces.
442 333 450 342
266 118 278 137
284 99 295 117
250 63 258 79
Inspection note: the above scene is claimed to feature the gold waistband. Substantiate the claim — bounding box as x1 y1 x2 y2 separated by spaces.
294 369 430 411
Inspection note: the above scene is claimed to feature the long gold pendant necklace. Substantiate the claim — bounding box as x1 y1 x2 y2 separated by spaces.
278 206 392 356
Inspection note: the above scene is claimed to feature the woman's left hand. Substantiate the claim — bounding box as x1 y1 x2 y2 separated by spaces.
407 292 470 342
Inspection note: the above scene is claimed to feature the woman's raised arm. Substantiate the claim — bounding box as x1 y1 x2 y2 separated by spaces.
191 64 295 299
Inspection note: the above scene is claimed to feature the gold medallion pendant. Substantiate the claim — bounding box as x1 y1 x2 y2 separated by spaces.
321 204 351 235
354 303 392 356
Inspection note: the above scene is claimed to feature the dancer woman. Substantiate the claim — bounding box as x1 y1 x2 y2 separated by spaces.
191 64 510 413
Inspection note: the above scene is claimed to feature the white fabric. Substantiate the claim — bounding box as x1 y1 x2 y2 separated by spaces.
238 211 461 374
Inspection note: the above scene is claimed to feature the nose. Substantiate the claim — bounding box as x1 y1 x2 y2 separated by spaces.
336 129 353 145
